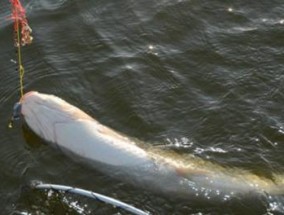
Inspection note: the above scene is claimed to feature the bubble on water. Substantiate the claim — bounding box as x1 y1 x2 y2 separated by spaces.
216 190 220 195
280 20 284 24
15 212 31 215
278 127 284 134
166 137 194 148
266 196 284 214
228 8 233 12
10 59 17 64
253 137 260 142
209 147 227 153
47 190 54 198
194 147 204 154
181 137 194 147
62 196 88 214
174 138 182 147
269 202 279 211
223 194 231 201
126 65 133 69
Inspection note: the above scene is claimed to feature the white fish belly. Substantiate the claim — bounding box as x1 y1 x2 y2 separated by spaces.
54 120 152 166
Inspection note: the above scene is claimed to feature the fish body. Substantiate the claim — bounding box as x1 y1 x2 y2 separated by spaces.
20 91 284 197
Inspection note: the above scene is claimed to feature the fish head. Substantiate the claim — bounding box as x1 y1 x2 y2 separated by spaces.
21 91 93 142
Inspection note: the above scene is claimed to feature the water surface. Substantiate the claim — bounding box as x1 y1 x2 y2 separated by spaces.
0 0 284 214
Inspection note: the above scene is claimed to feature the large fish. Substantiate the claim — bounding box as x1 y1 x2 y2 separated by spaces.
20 91 284 198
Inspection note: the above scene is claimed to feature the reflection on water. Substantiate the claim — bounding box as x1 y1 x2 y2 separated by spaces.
0 0 284 214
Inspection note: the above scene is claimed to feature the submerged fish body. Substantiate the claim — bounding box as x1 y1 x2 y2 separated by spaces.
20 91 284 198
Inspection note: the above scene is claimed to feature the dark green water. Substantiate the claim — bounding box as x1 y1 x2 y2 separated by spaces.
1 0 284 214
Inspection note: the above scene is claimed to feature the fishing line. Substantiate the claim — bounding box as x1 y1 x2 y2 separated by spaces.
8 0 32 128
32 182 150 215
11 0 32 98
15 18 25 98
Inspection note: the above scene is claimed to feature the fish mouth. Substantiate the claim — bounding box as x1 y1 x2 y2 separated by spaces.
12 102 22 120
